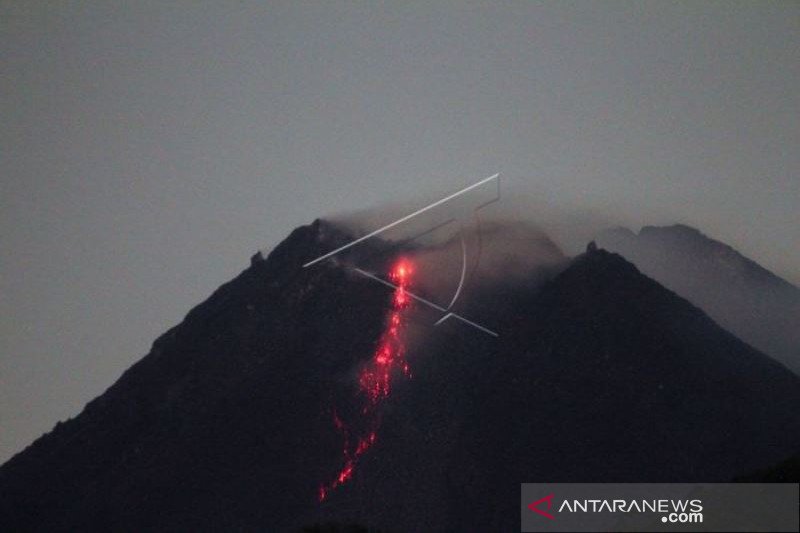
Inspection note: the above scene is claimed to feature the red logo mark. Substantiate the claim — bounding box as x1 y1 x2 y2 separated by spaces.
528 494 555 520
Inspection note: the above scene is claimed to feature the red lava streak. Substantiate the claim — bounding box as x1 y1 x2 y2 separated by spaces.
319 259 414 502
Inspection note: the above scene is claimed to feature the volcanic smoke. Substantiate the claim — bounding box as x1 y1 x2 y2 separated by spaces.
319 258 414 501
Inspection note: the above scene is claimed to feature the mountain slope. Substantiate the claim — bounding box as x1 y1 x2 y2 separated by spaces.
597 224 800 374
0 220 393 531
1 221 798 532
343 247 799 530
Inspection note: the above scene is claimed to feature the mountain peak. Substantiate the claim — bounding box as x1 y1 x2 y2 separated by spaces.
597 223 800 374
641 223 702 236
1 221 798 531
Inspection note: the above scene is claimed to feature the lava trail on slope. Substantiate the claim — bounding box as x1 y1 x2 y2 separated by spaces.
319 258 414 501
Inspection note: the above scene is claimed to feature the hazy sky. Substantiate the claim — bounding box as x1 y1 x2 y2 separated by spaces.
1 1 798 463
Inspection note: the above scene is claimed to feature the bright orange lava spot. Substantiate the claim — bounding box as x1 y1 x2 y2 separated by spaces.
319 258 414 501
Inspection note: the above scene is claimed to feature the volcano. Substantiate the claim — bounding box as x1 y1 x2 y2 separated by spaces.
1 219 798 532
597 224 800 375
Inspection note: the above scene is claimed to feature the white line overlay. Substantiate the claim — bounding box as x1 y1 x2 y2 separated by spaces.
353 268 498 337
302 173 499 268
302 174 500 337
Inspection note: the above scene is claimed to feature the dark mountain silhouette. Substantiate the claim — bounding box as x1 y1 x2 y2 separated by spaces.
735 452 800 483
597 224 800 374
1 220 798 532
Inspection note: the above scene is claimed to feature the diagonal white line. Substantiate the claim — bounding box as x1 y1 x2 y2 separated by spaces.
302 173 499 268
433 312 500 338
352 267 499 337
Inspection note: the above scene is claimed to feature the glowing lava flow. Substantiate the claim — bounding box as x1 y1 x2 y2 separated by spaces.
319 259 414 502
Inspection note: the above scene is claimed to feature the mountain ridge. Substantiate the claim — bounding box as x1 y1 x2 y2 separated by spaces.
597 223 800 374
1 220 798 532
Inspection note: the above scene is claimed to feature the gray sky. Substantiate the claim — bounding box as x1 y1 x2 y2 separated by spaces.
1 1 798 463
